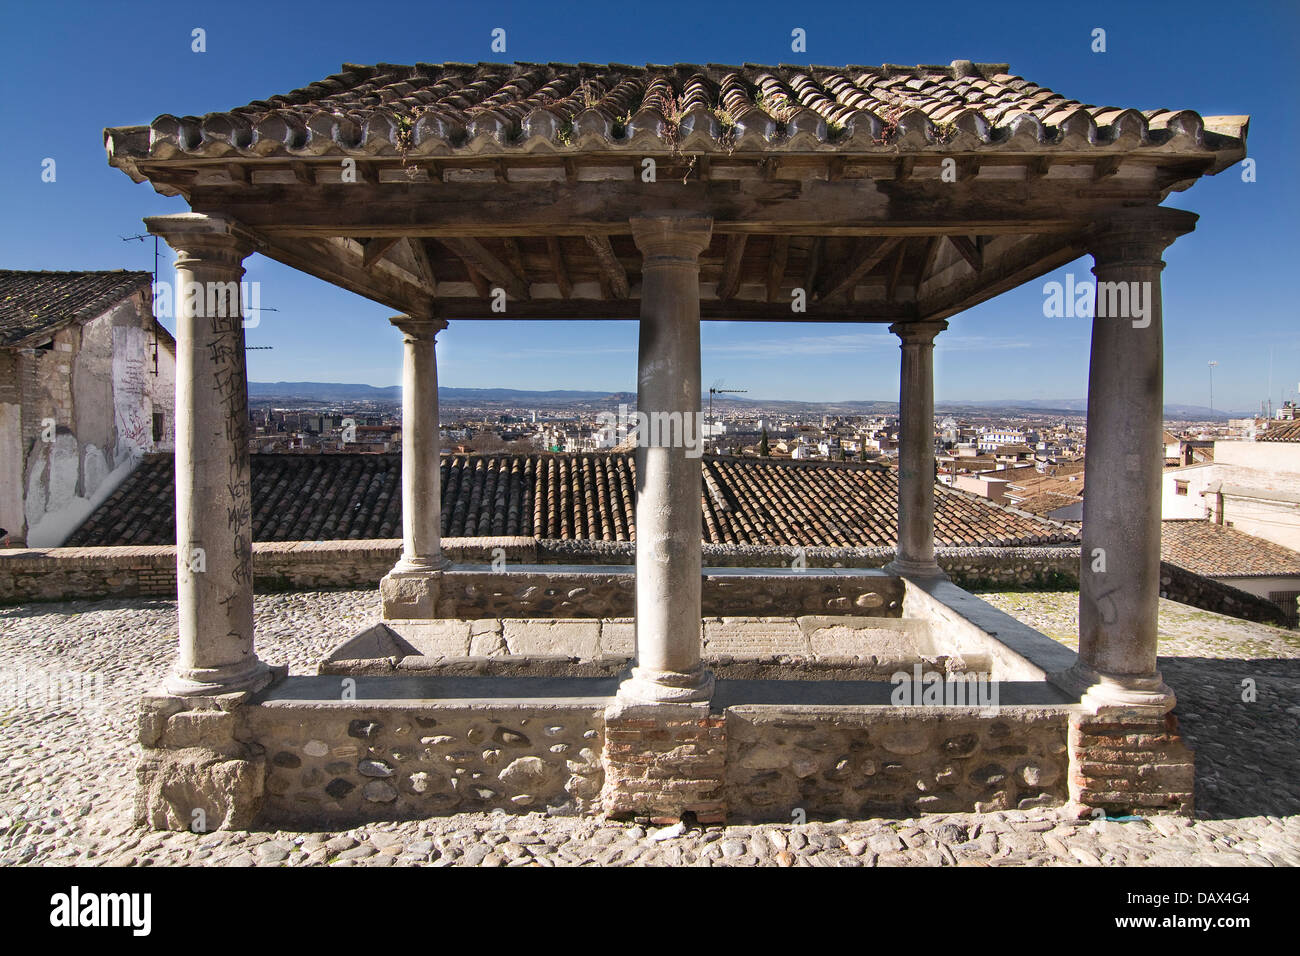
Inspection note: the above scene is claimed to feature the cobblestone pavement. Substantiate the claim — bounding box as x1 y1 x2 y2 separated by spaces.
1 589 1297 867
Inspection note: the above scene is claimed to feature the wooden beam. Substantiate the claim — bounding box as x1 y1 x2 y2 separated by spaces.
815 237 903 301
766 236 789 303
918 233 1085 321
424 297 916 322
948 235 983 273
717 235 747 303
404 237 437 293
545 237 572 298
289 161 314 185
886 241 908 302
917 235 943 288
584 234 629 299
802 237 824 295
188 179 1128 238
436 237 530 300
463 263 490 298
253 236 429 316
362 237 401 270
501 237 528 285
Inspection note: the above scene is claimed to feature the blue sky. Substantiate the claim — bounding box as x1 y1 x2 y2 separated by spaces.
2 0 1296 412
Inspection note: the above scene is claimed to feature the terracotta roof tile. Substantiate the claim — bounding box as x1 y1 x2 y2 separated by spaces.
1259 420 1300 442
1161 519 1300 577
65 451 1076 548
0 270 153 347
105 61 1245 165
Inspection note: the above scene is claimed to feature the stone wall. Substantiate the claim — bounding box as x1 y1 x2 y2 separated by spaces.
4 539 1290 632
136 688 606 830
249 704 605 827
725 707 1069 822
435 568 904 620
1158 561 1291 627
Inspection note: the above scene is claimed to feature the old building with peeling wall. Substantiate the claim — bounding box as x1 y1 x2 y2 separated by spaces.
0 270 176 547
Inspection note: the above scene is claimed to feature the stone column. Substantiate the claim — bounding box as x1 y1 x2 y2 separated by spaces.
1068 208 1196 712
381 315 450 619
146 213 271 696
886 319 948 577
619 213 714 703
1063 207 1198 818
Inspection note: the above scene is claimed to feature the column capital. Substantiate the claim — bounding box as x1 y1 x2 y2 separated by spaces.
889 318 948 346
1089 206 1198 271
630 212 713 261
145 213 255 266
389 314 449 338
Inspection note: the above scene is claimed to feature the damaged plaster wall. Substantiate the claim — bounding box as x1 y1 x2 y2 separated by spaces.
18 291 176 547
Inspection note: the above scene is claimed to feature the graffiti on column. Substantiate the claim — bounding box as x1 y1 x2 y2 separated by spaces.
208 310 252 589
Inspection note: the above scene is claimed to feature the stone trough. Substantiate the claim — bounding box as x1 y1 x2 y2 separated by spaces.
135 568 1192 830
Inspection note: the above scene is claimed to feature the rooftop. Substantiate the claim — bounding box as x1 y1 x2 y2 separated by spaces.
0 269 153 347
64 451 1077 549
106 60 1248 166
1161 519 1300 578
1260 420 1300 443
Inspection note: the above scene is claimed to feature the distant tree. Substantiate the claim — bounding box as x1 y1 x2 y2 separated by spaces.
839 447 847 461
758 428 770 457
859 445 868 462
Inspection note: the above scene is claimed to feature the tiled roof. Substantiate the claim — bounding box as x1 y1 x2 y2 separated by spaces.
108 61 1244 164
1259 420 1300 443
1161 519 1300 577
0 270 152 347
64 452 1076 548
1013 492 1083 518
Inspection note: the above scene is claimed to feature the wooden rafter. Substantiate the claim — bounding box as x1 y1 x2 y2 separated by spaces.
584 234 629 299
717 235 747 303
815 237 903 301
404 237 437 293
886 241 908 302
766 236 789 303
948 235 983 273
545 237 572 298
361 237 401 270
436 237 530 300
802 237 824 295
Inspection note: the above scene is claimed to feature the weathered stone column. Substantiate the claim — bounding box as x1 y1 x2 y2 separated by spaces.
620 212 714 703
886 319 948 578
381 315 450 619
1064 206 1198 817
146 213 271 696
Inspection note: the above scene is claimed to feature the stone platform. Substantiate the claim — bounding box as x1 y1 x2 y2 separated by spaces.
132 572 1197 830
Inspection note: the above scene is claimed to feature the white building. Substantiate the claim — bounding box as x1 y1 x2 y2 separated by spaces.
1161 426 1300 552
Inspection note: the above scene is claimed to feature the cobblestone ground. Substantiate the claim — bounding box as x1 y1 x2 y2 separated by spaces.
1 589 1297 867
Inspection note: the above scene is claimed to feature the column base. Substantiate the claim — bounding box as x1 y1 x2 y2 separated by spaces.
1060 663 1192 818
600 699 726 824
380 557 450 619
1058 661 1176 717
163 658 277 698
883 557 947 579
616 664 715 704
